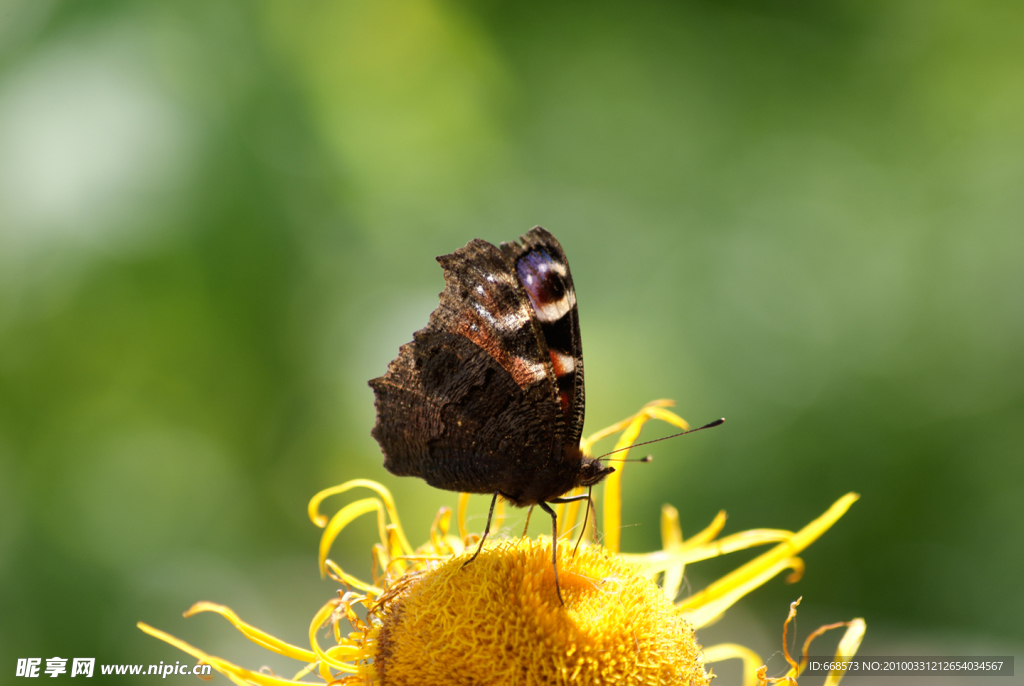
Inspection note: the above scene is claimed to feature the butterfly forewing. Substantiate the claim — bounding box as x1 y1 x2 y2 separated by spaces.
501 228 586 447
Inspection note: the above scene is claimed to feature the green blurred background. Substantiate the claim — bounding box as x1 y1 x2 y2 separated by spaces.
1 1 1021 683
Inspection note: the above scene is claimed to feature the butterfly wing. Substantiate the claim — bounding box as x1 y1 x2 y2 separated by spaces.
500 227 586 447
369 235 576 504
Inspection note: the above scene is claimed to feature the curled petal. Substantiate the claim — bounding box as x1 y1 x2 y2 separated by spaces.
580 399 678 452
324 559 382 595
385 526 407 577
765 597 867 686
782 598 803 674
137 622 295 686
309 480 412 556
319 498 386 578
184 602 317 663
308 599 363 676
702 643 764 686
824 619 866 686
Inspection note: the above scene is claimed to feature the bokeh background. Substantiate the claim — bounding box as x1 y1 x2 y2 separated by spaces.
1 1 1022 683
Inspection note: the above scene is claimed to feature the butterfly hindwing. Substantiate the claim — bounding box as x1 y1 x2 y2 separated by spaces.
369 328 560 498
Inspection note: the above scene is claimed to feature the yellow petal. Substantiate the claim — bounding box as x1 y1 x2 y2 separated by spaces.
318 497 385 578
429 506 453 554
681 557 804 628
556 485 587 539
702 643 764 686
183 602 317 663
580 399 677 452
660 504 685 601
624 529 795 572
677 493 858 616
645 405 691 431
683 510 728 548
601 402 690 553
457 492 471 542
386 524 408 576
308 479 412 555
307 598 361 675
824 619 866 686
137 622 297 686
324 558 382 595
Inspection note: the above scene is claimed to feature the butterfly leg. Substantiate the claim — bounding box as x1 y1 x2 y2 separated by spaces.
548 490 594 558
463 491 500 568
537 502 566 605
521 505 535 537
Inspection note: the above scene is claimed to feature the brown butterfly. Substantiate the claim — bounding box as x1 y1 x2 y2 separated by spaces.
369 227 610 603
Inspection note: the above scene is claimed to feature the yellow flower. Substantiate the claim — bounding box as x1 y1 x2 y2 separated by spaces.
139 400 865 685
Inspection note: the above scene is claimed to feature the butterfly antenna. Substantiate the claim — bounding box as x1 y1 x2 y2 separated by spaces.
596 418 724 460
603 455 654 463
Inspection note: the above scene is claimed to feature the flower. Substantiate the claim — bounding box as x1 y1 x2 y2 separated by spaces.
139 400 864 685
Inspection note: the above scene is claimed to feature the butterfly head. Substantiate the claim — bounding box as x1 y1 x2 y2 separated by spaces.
575 458 615 488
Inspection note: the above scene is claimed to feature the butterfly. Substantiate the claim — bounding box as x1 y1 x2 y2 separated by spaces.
369 227 613 604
